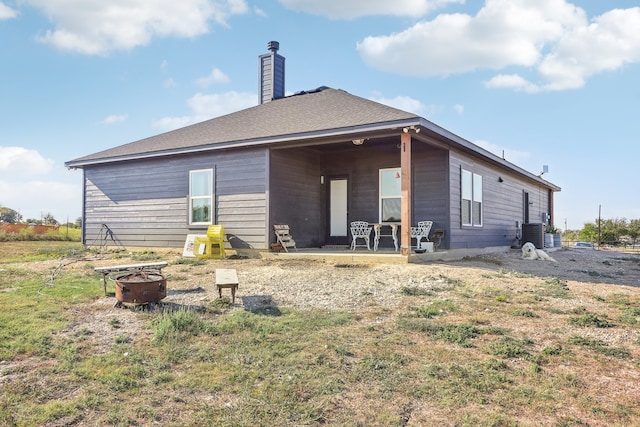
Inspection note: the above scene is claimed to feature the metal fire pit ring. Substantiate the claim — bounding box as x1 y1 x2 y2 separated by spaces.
111 270 167 307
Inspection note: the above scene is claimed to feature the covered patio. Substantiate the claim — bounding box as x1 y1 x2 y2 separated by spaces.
269 127 449 256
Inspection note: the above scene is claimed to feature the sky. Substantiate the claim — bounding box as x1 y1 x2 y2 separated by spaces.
0 0 639 230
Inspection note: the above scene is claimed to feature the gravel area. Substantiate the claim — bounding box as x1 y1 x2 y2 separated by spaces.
19 246 637 354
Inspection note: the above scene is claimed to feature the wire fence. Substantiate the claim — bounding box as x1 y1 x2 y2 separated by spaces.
561 240 640 254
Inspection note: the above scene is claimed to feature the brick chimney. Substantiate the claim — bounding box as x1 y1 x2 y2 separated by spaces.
258 41 285 104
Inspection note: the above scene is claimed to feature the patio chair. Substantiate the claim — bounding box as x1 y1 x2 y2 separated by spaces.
273 224 297 252
350 221 372 250
410 220 433 249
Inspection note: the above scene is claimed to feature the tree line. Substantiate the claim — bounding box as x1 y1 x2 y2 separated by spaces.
562 218 640 246
0 206 82 228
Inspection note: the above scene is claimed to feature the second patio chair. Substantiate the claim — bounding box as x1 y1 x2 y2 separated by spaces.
350 221 372 250
273 224 297 252
410 220 433 250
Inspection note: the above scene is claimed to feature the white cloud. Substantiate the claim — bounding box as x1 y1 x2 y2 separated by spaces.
278 0 462 19
0 147 54 177
0 148 77 221
357 0 640 92
0 179 81 222
533 7 640 91
254 6 267 17
484 74 540 93
473 140 531 165
22 0 249 55
196 68 231 88
101 114 128 124
0 2 17 19
368 95 429 115
453 104 464 115
152 91 256 131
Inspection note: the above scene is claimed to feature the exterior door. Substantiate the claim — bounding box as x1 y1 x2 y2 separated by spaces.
328 177 348 245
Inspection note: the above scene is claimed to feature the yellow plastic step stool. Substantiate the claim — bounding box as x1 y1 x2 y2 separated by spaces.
193 225 226 259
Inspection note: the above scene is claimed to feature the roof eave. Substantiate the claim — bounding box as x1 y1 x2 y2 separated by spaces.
65 116 560 192
64 118 422 169
417 118 561 192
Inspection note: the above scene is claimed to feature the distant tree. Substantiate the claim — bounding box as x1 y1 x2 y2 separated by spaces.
602 218 630 245
42 213 58 225
579 223 598 242
565 218 640 247
562 229 580 242
25 218 42 225
75 217 83 228
613 218 628 239
0 206 22 223
628 219 640 245
596 219 615 244
578 217 640 246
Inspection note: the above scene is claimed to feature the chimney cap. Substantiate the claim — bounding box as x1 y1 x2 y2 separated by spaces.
267 40 279 53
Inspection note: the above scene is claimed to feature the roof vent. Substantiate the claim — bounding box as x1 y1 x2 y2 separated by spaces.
267 40 279 53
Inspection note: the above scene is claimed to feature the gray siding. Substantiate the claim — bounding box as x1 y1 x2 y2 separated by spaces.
412 143 449 245
270 148 323 247
80 137 553 253
83 149 269 249
448 148 551 249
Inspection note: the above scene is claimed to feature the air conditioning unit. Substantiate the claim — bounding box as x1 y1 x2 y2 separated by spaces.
522 223 544 249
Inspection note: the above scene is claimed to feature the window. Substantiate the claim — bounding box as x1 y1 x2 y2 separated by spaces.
189 169 213 225
379 168 401 222
461 169 482 227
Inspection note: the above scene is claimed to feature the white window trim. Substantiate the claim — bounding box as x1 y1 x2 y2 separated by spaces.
461 168 483 227
379 167 401 223
189 168 214 226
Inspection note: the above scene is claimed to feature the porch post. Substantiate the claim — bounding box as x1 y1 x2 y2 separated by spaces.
400 132 412 256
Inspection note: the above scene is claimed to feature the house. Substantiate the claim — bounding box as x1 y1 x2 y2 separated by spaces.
65 41 560 257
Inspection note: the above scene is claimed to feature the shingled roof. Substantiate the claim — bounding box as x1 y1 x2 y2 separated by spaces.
66 87 420 168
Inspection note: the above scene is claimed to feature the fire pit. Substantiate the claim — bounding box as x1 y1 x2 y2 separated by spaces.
114 271 166 305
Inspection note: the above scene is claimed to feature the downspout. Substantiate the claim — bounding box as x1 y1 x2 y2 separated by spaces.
548 188 554 229
400 132 412 256
81 168 87 245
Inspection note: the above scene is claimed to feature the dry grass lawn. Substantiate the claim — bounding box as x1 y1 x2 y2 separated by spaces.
1 241 639 426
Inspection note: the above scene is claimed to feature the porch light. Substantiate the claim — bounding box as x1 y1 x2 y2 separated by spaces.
352 139 365 145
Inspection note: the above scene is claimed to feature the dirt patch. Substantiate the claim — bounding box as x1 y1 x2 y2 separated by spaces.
447 247 640 287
